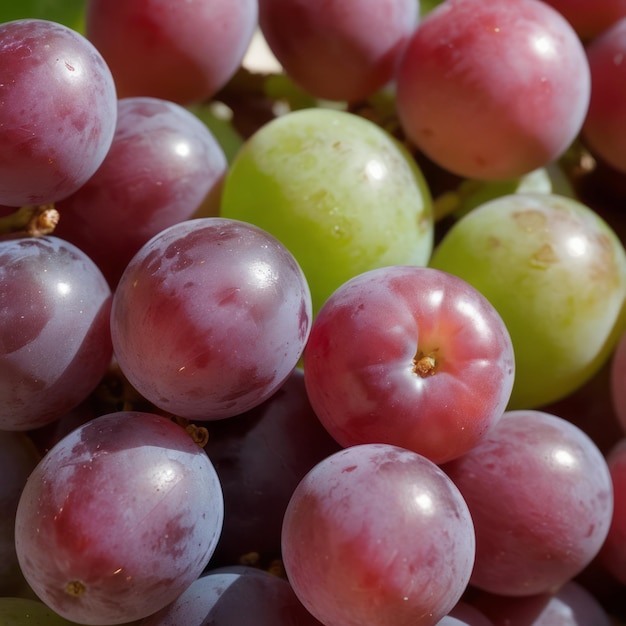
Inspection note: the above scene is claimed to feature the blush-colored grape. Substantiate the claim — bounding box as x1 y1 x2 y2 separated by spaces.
303 265 514 464
0 19 117 206
111 218 312 420
443 410 614 596
282 443 476 626
15 411 224 625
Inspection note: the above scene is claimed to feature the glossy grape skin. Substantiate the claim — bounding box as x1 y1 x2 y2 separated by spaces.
139 566 322 625
0 236 113 430
281 443 476 626
0 19 117 206
442 410 614 597
205 368 341 567
15 411 224 625
85 0 257 104
304 265 515 465
396 0 590 181
111 218 312 421
258 0 418 102
430 192 626 409
55 97 228 288
581 18 626 174
220 108 433 315
447 602 493 626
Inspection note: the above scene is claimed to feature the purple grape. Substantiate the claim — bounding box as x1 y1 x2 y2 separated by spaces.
443 410 614 596
55 96 228 288
0 19 117 206
139 566 323 625
15 411 224 625
281 443 476 626
0 236 113 430
205 368 341 567
110 217 312 421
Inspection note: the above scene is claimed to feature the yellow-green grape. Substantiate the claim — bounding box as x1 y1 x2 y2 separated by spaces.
0 597 90 625
220 107 433 315
430 192 626 409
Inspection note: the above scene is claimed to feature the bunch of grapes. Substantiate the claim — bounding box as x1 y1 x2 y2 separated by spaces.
2 0 626 624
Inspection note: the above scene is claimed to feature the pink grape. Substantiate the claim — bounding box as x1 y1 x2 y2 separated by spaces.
303 265 515 465
396 0 590 180
85 0 257 104
55 96 227 287
15 411 224 625
582 17 626 174
282 443 476 626
258 0 419 102
110 217 312 420
443 410 614 596
0 19 117 206
0 236 113 430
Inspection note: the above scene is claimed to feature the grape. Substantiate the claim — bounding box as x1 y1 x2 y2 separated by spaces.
139 566 322 625
303 265 515 464
581 17 626 174
258 0 419 102
0 431 40 596
281 443 476 626
205 368 341 567
0 19 117 206
110 217 312 421
0 236 113 430
598 438 626 585
15 411 224 625
395 0 590 181
0 597 89 626
84 0 257 105
55 96 228 287
541 0 626 40
442 410 614 596
220 107 433 315
471 581 612 625
429 192 626 409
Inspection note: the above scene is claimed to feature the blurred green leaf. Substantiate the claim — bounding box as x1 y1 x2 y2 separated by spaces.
0 0 85 32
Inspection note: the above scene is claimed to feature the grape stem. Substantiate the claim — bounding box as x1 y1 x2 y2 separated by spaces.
0 204 60 237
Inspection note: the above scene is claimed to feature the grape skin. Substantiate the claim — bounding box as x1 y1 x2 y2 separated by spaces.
0 236 113 430
396 0 591 181
55 96 228 288
443 410 614 597
281 443 476 626
85 0 258 104
110 218 312 420
14 412 224 625
303 265 515 465
258 0 419 102
0 19 117 206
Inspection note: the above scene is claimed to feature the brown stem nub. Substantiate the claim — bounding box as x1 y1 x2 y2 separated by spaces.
65 580 86 597
413 352 437 378
0 204 60 237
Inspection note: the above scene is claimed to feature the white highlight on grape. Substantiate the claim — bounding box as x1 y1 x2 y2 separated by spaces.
365 159 387 182
566 234 588 258
249 260 277 289
56 281 71 296
413 490 434 515
552 447 577 470
531 34 557 59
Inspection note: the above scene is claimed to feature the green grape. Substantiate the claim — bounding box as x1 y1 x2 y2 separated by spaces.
0 597 89 625
220 107 433 314
430 192 626 409
0 0 85 31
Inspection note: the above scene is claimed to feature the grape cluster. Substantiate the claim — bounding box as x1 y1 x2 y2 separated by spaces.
2 0 626 625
